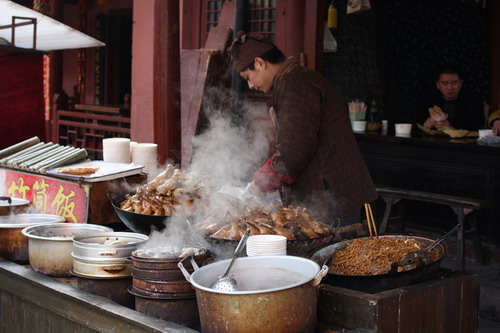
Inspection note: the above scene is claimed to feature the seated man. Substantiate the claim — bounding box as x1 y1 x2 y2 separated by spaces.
422 66 484 131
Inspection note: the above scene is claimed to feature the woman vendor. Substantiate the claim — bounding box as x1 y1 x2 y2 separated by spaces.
228 32 377 226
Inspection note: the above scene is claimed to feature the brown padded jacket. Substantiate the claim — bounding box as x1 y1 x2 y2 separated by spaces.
271 58 377 221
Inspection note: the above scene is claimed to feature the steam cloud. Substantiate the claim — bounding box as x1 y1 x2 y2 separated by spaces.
138 87 274 255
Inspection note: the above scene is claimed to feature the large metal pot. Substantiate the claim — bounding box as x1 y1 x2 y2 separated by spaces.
310 234 446 294
0 214 65 262
178 255 328 333
0 197 30 216
22 223 113 276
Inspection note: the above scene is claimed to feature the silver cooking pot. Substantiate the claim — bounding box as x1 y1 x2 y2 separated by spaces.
0 197 30 216
178 255 329 333
0 213 65 262
22 223 113 276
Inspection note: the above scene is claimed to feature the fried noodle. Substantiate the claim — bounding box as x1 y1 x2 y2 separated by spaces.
330 237 443 276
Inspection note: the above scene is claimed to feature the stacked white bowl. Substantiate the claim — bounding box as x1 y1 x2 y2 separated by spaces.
246 235 287 256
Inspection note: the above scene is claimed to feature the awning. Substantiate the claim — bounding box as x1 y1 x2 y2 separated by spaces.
0 0 105 51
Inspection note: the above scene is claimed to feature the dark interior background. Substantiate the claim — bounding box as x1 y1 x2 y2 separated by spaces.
323 0 489 126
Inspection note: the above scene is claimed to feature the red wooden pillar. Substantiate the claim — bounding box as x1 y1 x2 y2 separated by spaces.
275 0 324 72
131 0 181 165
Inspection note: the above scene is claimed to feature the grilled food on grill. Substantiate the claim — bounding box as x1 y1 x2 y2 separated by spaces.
329 237 443 276
119 165 208 216
201 204 335 241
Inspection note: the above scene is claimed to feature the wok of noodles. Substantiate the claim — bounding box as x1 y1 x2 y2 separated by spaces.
330 237 444 276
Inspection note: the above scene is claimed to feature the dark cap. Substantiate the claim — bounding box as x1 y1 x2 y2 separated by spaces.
228 31 276 72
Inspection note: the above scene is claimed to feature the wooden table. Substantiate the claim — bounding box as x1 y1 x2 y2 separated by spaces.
355 132 500 249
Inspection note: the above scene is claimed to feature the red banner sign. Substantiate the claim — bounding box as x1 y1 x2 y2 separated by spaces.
1 169 90 223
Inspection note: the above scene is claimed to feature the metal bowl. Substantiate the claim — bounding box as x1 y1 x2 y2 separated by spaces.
310 234 446 293
108 192 170 235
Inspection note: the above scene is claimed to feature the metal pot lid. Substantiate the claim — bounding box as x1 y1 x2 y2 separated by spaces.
0 197 30 207
22 223 113 241
0 213 65 228
73 232 149 248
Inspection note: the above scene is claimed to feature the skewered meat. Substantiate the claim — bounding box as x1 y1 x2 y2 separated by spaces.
119 165 208 217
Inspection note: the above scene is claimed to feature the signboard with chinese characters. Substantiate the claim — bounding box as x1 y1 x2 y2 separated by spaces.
0 168 90 223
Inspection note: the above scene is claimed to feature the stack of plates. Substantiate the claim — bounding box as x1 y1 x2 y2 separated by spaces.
246 235 287 256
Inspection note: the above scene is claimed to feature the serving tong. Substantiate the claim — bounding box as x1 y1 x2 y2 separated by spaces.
389 223 461 274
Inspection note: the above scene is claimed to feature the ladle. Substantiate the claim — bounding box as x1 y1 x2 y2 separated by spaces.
390 223 460 273
209 229 250 292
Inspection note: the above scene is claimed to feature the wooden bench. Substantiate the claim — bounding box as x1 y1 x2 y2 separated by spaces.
376 185 491 270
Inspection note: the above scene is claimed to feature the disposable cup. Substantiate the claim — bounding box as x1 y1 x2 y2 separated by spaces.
352 121 366 132
395 123 412 137
103 138 131 163
479 129 493 139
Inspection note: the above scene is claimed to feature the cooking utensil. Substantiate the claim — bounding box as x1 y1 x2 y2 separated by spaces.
310 234 446 293
22 223 113 276
390 224 460 273
178 255 324 333
0 196 30 216
209 229 250 292
364 203 378 238
108 192 170 235
0 213 65 262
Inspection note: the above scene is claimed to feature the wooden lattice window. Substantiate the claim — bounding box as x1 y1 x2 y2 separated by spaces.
201 0 276 42
248 0 276 42
204 0 223 37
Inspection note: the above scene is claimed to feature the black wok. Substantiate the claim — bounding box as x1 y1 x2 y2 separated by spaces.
108 192 169 235
310 234 445 294
207 233 336 259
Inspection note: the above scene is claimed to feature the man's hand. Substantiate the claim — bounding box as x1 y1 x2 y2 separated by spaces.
424 117 450 129
493 119 500 136
434 119 450 129
423 117 437 129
